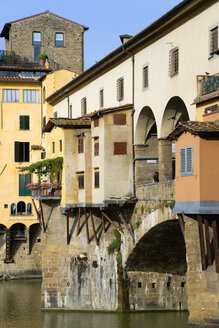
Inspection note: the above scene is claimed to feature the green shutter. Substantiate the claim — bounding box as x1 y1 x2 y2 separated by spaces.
19 174 31 196
25 174 31 196
20 116 24 130
15 142 20 162
19 174 26 196
25 116 29 130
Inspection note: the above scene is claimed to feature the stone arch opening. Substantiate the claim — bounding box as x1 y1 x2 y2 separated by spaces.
126 220 187 310
29 223 41 254
135 107 159 185
10 223 27 258
0 224 6 260
159 97 189 181
17 201 26 215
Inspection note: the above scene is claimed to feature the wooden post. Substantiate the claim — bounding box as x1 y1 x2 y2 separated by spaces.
102 213 106 233
212 218 219 273
204 218 212 266
32 199 42 225
4 229 14 263
178 214 185 238
76 208 81 236
117 211 134 240
90 209 99 246
66 215 70 245
198 215 207 270
101 211 120 231
84 208 90 244
39 201 46 233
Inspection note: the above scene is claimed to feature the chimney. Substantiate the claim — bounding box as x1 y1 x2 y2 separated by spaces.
119 34 133 44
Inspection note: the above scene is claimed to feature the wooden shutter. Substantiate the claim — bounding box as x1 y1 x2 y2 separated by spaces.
180 148 186 176
114 142 127 155
186 147 193 175
24 143 29 162
19 174 26 196
25 116 29 130
15 142 21 162
113 114 126 125
20 116 25 130
25 174 31 196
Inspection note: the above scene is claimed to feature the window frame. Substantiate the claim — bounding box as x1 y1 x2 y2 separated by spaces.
32 31 42 46
180 146 193 177
169 47 179 77
78 174 84 190
99 88 104 108
19 174 31 196
3 89 19 103
20 115 30 130
55 32 64 47
209 25 219 56
142 65 149 90
23 89 40 103
94 137 99 156
116 77 124 101
78 135 84 154
81 97 87 116
94 169 100 189
14 142 30 162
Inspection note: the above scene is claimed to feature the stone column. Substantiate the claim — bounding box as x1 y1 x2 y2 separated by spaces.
158 139 172 182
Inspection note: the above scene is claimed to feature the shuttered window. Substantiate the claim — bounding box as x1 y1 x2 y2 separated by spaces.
114 142 127 155
210 27 218 54
20 116 29 130
94 170 100 188
81 97 87 116
116 77 124 101
14 142 29 162
3 89 19 102
78 136 84 153
169 47 179 77
180 146 193 176
94 138 99 156
23 90 39 103
78 174 84 189
143 65 149 89
113 113 126 125
19 174 31 196
99 89 104 108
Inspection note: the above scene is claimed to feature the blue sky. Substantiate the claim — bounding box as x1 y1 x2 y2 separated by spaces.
0 0 182 69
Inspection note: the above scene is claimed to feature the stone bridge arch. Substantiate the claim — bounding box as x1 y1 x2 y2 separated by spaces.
121 207 187 311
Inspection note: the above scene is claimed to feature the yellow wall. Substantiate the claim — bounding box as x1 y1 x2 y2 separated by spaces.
0 81 42 227
196 98 219 121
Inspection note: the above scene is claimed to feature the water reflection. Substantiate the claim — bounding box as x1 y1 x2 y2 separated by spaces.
0 280 189 328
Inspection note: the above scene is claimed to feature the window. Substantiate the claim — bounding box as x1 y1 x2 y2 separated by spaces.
180 146 193 176
32 32 41 46
94 169 100 188
54 111 58 118
15 142 29 162
33 31 42 62
20 116 29 130
43 116 46 130
27 203 32 215
17 201 26 215
41 151 46 159
143 65 149 89
69 105 72 119
81 97 87 116
78 174 84 189
11 203 16 216
60 140 62 152
94 137 99 156
94 118 99 127
210 27 218 54
114 142 127 155
78 136 84 153
113 113 126 125
55 32 64 47
52 142 55 153
19 174 31 196
99 89 104 108
117 77 124 101
23 90 39 103
169 47 179 77
3 89 19 102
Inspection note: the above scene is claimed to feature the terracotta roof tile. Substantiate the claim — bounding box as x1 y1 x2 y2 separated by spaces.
85 104 133 119
43 117 91 132
0 76 40 83
167 121 219 140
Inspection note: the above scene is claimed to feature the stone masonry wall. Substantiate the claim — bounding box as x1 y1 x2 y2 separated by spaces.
41 201 122 310
0 226 42 277
10 12 85 73
185 216 219 327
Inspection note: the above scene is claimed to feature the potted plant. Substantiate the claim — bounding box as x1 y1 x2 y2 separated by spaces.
26 182 40 196
40 182 52 196
52 182 62 196
38 52 47 66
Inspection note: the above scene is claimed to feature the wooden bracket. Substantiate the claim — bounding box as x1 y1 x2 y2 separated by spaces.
90 209 99 246
84 208 90 244
178 214 185 238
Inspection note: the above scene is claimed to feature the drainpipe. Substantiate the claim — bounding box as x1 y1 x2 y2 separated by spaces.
67 96 70 118
82 31 84 73
122 46 136 198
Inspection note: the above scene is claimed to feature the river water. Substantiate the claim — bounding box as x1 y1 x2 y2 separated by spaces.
0 280 189 328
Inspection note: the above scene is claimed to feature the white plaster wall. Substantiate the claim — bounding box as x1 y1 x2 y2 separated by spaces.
53 2 219 138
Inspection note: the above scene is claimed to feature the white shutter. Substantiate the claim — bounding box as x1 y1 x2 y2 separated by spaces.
186 146 193 175
180 148 186 175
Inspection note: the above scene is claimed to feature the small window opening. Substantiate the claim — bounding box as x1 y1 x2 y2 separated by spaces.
138 282 142 288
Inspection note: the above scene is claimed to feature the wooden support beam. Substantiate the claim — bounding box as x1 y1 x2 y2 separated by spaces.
212 218 219 273
84 208 90 244
66 215 70 245
32 199 42 226
204 218 212 266
178 214 185 238
198 215 207 271
101 211 120 231
76 208 81 236
90 209 99 246
117 210 134 240
39 201 46 233
102 213 106 233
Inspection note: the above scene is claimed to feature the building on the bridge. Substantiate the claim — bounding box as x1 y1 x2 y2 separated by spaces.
0 11 88 73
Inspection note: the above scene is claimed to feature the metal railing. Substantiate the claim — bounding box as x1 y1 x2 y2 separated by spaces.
197 74 219 96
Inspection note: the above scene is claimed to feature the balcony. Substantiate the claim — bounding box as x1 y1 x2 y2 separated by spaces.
30 186 61 200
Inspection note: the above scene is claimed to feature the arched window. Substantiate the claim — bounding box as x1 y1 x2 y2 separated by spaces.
17 201 26 215
11 203 16 216
27 203 32 215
